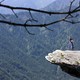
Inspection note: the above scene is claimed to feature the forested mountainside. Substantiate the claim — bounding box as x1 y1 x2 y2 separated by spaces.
0 0 80 80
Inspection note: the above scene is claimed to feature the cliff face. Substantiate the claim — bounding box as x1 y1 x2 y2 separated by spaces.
45 50 80 78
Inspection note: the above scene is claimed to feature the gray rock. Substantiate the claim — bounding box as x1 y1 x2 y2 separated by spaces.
45 50 80 78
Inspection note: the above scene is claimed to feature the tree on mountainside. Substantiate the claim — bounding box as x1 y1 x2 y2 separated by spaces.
0 0 80 34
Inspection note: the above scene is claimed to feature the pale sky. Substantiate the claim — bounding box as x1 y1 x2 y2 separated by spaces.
1 0 56 8
0 0 56 14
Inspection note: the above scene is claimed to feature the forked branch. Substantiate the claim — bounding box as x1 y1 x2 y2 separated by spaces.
0 0 80 34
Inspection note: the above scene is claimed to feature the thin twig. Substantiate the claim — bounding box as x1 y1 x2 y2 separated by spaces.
25 27 35 35
29 10 38 22
73 1 80 12
25 19 32 24
68 0 75 17
64 20 80 24
0 13 6 19
12 9 18 18
45 27 54 32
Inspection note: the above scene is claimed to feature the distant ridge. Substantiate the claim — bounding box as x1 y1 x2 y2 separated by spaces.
44 0 79 11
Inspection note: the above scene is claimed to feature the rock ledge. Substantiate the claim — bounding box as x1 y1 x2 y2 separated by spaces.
45 50 80 78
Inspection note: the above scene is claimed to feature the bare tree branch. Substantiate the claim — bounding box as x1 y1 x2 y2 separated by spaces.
0 0 80 35
29 10 38 22
25 19 33 24
63 19 80 24
0 17 66 27
12 9 18 18
0 13 6 19
0 4 79 15
24 27 35 35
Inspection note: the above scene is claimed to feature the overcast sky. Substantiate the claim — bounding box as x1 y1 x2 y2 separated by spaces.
1 0 55 8
0 0 56 14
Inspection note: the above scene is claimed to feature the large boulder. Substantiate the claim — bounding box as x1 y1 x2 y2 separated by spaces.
45 50 80 78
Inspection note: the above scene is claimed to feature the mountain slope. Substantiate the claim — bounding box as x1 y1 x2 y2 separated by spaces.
0 3 80 80
44 0 79 11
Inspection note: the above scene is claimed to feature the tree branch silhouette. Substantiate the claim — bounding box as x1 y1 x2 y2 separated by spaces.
0 0 80 34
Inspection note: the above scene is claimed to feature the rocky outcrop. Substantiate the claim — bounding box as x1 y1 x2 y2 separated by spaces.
45 50 80 78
